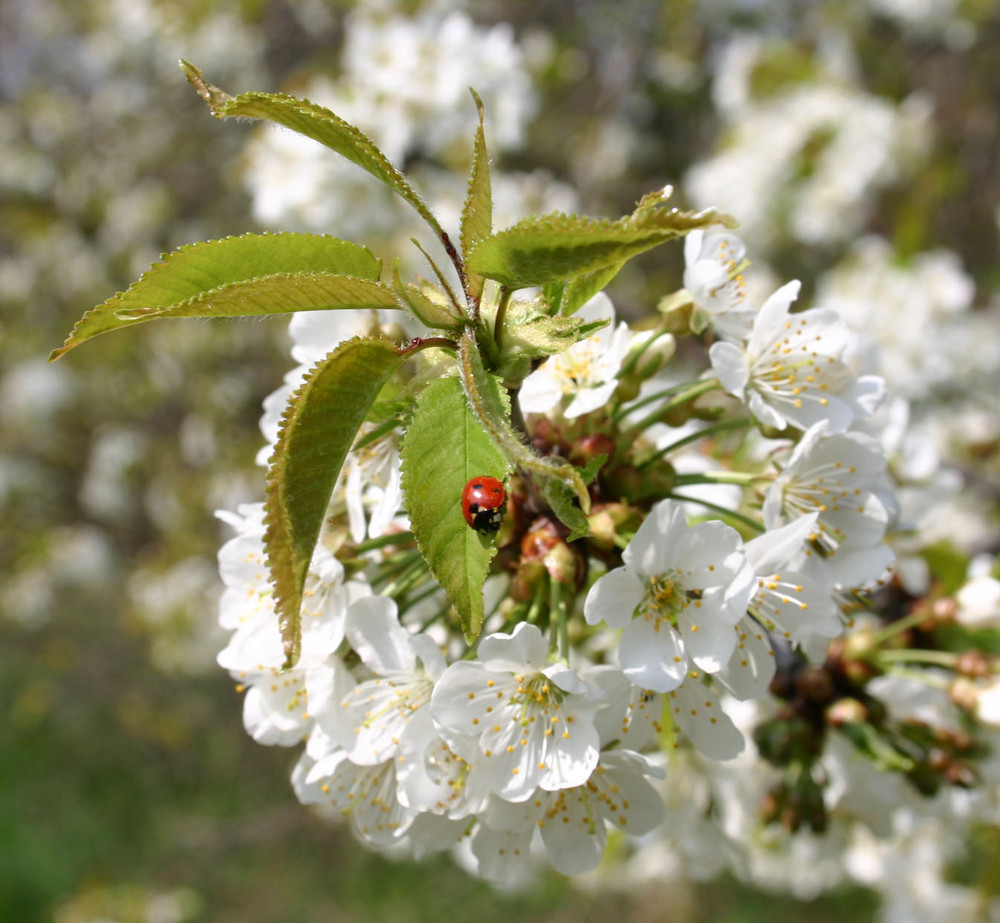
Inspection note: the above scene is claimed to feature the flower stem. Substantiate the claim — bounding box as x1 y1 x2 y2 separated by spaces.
667 492 765 533
882 666 953 690
638 418 750 470
658 693 676 754
673 470 761 487
613 380 693 422
872 608 937 644
877 648 961 669
617 325 673 379
619 378 720 440
493 285 512 350
353 531 414 553
549 580 569 663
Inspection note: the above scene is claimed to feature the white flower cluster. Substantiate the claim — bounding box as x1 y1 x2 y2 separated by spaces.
216 502 667 878
242 5 576 257
813 236 1000 593
214 223 910 883
684 33 931 251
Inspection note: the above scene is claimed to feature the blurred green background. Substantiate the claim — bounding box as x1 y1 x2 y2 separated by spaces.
3 1 998 920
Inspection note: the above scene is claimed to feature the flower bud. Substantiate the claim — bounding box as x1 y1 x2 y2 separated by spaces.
618 331 677 396
521 520 561 562
825 697 869 727
753 715 814 766
638 461 676 499
632 332 676 382
769 668 797 701
843 627 879 661
932 596 958 622
949 676 980 712
509 560 547 603
944 762 977 788
586 507 618 550
614 376 641 403
529 417 565 456
575 433 616 466
380 321 409 343
656 291 694 335
906 762 941 797
658 401 698 428
955 650 990 678
543 539 577 586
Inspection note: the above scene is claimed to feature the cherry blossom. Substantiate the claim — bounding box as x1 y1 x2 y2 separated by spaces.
430 622 605 802
709 281 885 433
763 421 896 586
519 293 633 419
683 227 755 339
583 499 756 693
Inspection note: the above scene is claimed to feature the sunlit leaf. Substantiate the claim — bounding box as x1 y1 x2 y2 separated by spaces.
400 375 509 642
467 193 733 290
183 60 446 242
460 89 492 303
51 233 386 359
458 330 591 531
265 336 405 667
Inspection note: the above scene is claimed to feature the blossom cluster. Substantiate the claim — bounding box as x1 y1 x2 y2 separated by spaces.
213 223 916 883
241 5 576 265
15 0 1000 918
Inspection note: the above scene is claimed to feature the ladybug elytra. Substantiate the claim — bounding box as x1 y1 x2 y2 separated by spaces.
461 476 506 534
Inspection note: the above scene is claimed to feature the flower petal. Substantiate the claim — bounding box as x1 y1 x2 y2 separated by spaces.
584 567 644 629
619 619 687 693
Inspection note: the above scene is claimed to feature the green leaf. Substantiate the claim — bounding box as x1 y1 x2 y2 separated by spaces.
458 331 591 532
400 375 509 643
51 233 387 359
500 301 605 363
393 266 465 330
540 452 607 543
558 261 629 316
539 478 590 543
352 400 411 453
265 336 405 668
460 89 492 303
466 189 733 290
183 61 445 242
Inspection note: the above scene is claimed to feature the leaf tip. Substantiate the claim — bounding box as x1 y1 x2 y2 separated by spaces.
280 636 301 672
716 210 740 230
468 87 485 119
463 624 482 646
180 59 232 112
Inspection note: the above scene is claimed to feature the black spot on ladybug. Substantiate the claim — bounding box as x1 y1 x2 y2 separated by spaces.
461 476 507 535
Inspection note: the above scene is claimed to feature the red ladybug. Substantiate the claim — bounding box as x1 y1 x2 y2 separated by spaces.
461 476 506 534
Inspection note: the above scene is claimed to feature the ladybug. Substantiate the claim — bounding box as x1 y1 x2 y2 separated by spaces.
461 476 507 534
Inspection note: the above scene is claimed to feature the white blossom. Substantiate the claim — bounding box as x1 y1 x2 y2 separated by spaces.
584 499 756 693
292 749 416 849
763 421 896 587
745 513 844 643
323 596 444 765
710 281 885 434
667 673 746 760
430 622 605 802
519 293 633 419
470 748 666 879
683 227 754 339
955 568 1000 629
214 502 366 745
